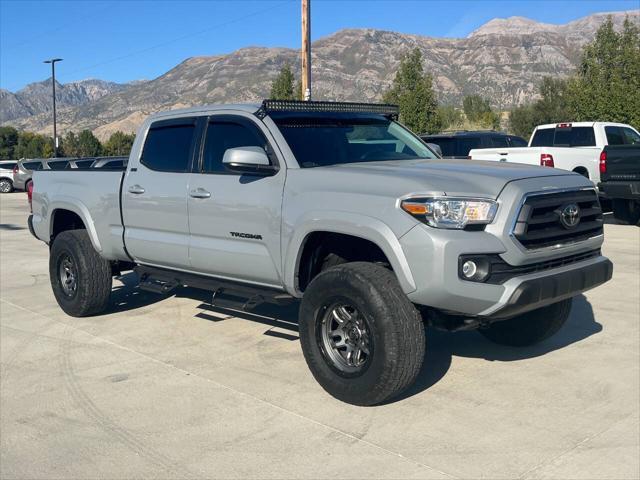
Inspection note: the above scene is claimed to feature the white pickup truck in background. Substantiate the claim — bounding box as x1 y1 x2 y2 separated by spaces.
468 122 640 186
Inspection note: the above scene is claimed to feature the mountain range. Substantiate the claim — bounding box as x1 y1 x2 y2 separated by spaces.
1 10 638 140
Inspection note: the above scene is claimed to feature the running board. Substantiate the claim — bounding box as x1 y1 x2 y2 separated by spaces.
134 265 295 309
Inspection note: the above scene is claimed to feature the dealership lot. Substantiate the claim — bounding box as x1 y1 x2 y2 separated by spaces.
1 192 638 479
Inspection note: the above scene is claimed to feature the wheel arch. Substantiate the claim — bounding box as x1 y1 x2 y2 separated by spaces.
48 201 102 252
283 212 416 296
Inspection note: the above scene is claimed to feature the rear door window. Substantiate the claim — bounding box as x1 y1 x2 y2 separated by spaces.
0 162 17 170
530 128 554 147
605 126 625 145
141 119 197 172
621 127 640 145
567 127 596 147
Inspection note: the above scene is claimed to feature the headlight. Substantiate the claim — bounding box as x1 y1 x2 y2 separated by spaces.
400 197 497 229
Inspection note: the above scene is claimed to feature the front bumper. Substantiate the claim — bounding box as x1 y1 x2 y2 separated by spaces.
483 256 612 319
400 222 612 317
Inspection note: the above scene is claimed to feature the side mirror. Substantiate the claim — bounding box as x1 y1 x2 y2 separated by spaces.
222 146 277 175
427 143 442 158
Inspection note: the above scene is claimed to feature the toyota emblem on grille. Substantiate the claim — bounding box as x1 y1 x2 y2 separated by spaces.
560 203 581 229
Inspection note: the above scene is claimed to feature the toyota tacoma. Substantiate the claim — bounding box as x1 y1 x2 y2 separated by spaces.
28 100 613 405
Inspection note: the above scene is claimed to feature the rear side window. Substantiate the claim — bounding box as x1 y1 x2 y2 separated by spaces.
141 119 196 172
23 162 43 170
455 137 481 156
622 127 640 145
0 162 17 170
490 136 509 148
530 128 554 147
74 160 95 168
605 127 624 145
201 117 269 174
607 126 640 145
424 138 455 157
567 127 596 147
508 136 528 147
47 161 69 170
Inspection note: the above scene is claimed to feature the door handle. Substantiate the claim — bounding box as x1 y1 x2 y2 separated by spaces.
190 188 211 199
498 152 509 156
128 184 145 194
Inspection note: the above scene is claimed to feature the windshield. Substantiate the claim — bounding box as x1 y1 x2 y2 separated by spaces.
272 114 438 168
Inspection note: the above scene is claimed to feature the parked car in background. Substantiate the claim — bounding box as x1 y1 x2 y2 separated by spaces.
468 122 640 187
13 159 45 191
420 131 527 158
0 160 18 193
91 156 128 169
598 143 640 225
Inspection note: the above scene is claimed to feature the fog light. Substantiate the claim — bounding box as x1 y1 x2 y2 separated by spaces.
462 260 477 278
458 255 491 282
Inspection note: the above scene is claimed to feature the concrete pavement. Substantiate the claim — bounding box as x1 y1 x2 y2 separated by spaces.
1 192 638 479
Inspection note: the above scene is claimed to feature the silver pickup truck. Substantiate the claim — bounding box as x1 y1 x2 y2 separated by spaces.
29 100 613 405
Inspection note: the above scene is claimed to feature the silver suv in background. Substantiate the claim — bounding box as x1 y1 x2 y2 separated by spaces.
0 160 18 193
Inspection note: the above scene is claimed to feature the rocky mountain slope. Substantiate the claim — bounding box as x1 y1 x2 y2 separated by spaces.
2 10 637 139
1 79 128 123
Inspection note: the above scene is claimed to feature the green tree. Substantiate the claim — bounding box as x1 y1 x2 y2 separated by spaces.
76 129 102 157
270 64 297 100
62 131 80 157
0 126 19 159
462 95 492 123
383 48 441 133
104 131 135 156
508 76 571 138
437 105 463 130
14 132 52 158
566 16 640 129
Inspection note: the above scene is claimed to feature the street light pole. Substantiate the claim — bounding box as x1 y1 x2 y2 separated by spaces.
43 58 63 157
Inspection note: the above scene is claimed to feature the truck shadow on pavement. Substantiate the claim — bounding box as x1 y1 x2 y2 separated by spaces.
395 294 602 402
108 273 601 402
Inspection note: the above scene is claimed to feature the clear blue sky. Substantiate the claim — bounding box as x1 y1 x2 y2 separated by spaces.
1 0 637 92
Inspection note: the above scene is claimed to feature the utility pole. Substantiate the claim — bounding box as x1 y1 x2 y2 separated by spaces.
43 58 63 157
301 0 311 100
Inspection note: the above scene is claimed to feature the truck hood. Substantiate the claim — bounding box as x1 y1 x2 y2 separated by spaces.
322 158 577 199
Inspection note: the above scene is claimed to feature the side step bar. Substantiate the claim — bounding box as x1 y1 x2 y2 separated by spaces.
134 265 295 309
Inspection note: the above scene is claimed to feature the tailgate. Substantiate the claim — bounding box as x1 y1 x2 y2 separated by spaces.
602 145 640 181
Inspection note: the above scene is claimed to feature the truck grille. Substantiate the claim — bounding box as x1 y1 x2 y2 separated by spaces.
512 189 603 250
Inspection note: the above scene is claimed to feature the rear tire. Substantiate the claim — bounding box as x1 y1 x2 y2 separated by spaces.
0 178 13 193
299 262 425 406
612 199 640 225
50 230 112 317
479 299 572 347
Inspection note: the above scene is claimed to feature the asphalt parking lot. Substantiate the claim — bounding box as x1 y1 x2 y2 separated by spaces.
1 192 638 480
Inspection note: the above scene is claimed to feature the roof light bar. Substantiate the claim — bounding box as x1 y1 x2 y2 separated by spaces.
256 99 399 119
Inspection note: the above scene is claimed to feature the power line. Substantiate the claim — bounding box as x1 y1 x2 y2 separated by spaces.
63 0 296 78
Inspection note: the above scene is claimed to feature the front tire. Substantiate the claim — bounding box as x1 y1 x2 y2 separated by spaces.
50 230 112 317
479 299 572 347
0 178 13 193
299 262 425 406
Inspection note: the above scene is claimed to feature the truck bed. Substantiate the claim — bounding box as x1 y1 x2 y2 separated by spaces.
30 170 130 261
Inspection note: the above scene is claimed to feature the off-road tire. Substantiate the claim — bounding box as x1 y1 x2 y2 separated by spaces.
612 199 640 226
0 178 13 193
299 262 425 406
479 298 572 347
50 229 112 317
